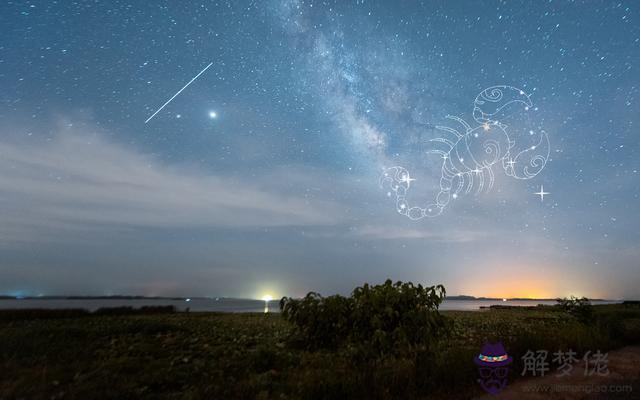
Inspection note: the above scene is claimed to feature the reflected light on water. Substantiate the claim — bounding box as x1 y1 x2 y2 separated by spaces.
262 295 273 313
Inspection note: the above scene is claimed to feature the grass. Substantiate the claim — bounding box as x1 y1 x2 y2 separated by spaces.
0 305 638 399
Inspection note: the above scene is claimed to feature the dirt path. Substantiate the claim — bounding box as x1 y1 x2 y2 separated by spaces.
476 346 640 399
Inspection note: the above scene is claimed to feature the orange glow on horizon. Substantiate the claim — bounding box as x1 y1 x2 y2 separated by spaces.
454 264 569 299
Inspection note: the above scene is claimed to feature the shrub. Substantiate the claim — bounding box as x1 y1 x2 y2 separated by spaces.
279 292 353 349
280 280 448 356
556 296 594 323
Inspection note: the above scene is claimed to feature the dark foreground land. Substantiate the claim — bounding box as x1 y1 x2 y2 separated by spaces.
1 305 639 399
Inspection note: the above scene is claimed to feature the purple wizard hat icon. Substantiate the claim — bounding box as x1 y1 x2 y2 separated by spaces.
474 342 513 394
475 342 513 367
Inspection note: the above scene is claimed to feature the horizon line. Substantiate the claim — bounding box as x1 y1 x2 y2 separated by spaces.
0 294 627 302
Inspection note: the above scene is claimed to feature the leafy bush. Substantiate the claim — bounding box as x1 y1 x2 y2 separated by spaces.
279 292 353 349
280 280 448 356
556 296 594 323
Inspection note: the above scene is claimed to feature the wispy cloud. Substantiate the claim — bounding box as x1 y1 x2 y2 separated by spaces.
352 224 487 243
0 121 344 245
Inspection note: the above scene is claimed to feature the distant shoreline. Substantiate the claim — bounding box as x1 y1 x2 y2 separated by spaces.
0 297 625 313
0 295 614 301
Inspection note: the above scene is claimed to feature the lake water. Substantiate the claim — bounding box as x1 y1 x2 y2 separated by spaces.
0 298 620 313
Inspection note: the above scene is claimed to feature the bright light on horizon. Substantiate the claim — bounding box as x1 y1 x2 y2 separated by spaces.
261 294 273 302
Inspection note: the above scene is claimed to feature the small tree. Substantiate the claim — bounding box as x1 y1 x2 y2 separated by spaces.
556 296 593 323
280 280 449 356
279 291 352 348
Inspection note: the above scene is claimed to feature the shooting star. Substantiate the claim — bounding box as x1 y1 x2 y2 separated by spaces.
145 62 213 124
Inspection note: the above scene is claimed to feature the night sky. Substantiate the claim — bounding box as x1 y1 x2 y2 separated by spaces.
1 1 638 300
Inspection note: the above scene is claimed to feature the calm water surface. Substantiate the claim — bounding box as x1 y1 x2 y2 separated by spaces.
0 298 620 313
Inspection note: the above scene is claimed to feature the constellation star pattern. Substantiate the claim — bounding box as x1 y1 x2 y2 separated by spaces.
381 85 551 220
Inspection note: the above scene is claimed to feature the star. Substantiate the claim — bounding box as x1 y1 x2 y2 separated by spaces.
209 111 218 119
533 185 550 202
400 173 415 185
506 158 516 169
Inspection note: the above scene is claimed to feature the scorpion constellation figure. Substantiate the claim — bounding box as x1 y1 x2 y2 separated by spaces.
381 85 550 220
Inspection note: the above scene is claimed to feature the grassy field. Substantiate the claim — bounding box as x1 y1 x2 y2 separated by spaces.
1 305 639 399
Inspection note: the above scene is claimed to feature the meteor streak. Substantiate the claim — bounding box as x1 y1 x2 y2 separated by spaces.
144 62 213 124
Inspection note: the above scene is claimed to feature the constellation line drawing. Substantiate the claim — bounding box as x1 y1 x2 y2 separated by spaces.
380 85 550 220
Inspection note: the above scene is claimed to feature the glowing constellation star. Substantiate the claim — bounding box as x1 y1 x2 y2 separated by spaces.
534 185 550 202
380 85 551 220
400 172 416 185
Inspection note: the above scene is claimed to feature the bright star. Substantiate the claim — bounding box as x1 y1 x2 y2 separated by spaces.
208 111 218 119
400 173 415 185
534 185 550 202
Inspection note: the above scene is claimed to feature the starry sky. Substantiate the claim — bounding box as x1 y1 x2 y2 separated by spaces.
1 1 638 300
